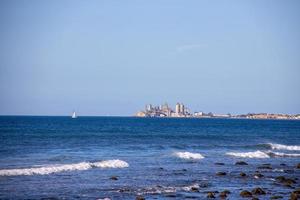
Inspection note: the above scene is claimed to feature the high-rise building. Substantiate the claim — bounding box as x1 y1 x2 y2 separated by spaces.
175 103 180 114
179 103 185 114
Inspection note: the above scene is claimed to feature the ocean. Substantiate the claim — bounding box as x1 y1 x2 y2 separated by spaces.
0 116 299 199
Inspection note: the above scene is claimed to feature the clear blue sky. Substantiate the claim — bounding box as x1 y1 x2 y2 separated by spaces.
0 0 299 116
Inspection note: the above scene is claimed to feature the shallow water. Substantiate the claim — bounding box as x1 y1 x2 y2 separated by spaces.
0 116 299 199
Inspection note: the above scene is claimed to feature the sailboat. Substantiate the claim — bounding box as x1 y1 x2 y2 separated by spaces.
71 111 77 118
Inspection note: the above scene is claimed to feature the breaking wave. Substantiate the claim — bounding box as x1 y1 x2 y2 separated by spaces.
226 150 300 158
0 159 129 176
226 151 270 158
266 143 300 151
174 152 204 160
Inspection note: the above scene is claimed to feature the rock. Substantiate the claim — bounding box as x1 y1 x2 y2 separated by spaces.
182 168 187 171
257 165 272 170
240 190 252 198
216 172 227 176
207 192 215 198
293 188 300 194
240 172 247 177
276 176 296 185
252 198 259 200
254 173 264 178
215 162 225 165
222 190 231 194
165 194 177 198
270 196 283 199
252 187 266 195
110 176 118 180
290 192 299 200
219 191 227 198
236 161 248 165
284 169 294 174
159 167 164 170
191 187 199 192
284 178 296 185
280 163 286 166
275 176 286 182
136 196 145 200
297 163 300 169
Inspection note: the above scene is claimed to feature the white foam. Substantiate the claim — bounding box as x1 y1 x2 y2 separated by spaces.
268 143 300 151
182 183 200 192
226 151 270 158
0 159 129 176
174 152 204 160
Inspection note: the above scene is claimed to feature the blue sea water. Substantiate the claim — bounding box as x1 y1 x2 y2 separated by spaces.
0 116 299 199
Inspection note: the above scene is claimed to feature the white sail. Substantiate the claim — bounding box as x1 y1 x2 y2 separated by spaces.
72 111 77 118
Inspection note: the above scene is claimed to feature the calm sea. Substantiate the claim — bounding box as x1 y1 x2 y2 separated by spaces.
0 116 299 199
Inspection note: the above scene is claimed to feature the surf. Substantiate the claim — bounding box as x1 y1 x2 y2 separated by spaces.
0 159 129 176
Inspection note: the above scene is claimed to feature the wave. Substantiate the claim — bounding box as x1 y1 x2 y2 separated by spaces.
0 159 129 176
266 143 300 151
174 152 204 160
267 151 300 157
226 151 270 158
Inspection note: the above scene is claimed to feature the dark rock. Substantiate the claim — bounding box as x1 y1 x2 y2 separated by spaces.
207 192 215 198
219 191 227 198
240 172 247 177
215 162 225 165
270 196 283 199
182 168 187 171
240 190 252 198
293 188 300 194
252 198 259 200
297 163 300 169
110 176 118 180
236 161 248 165
276 176 296 185
252 187 266 195
222 190 231 194
159 167 164 170
165 194 177 198
254 173 264 178
284 178 296 185
290 192 299 200
191 187 199 192
136 196 145 200
257 165 272 170
275 176 286 182
216 172 227 176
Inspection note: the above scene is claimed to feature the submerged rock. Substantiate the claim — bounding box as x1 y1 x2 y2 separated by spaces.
270 196 283 199
252 187 266 195
110 176 118 180
254 172 264 178
235 161 248 165
216 172 227 176
240 190 252 197
215 162 225 165
240 172 247 177
207 192 215 198
136 196 145 200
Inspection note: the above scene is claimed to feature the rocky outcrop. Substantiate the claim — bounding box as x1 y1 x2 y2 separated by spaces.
240 190 252 198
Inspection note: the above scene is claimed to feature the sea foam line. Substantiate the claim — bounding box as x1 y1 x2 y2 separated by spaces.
175 152 204 160
0 159 129 176
267 143 300 151
226 151 270 158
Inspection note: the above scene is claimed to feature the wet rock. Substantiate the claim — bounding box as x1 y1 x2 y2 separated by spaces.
290 192 299 200
276 176 296 185
159 167 164 170
240 190 252 198
236 161 248 165
240 172 247 177
215 162 225 165
182 168 187 171
191 187 199 192
293 188 300 194
257 165 272 170
222 190 231 194
254 172 264 178
136 196 145 200
252 187 266 195
270 196 283 199
110 176 118 180
297 163 300 169
280 163 286 166
219 191 228 198
207 192 215 198
216 172 227 176
252 198 259 200
275 176 286 182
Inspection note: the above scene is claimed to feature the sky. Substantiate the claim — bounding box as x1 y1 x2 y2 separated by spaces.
0 0 299 116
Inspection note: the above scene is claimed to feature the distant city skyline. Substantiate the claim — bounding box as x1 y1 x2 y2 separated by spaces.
0 1 300 116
